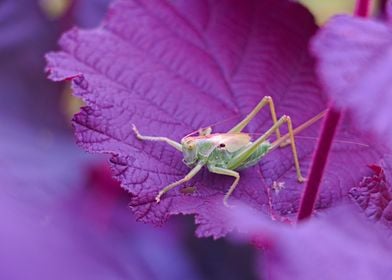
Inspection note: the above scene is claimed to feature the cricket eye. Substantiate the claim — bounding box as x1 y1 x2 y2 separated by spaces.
219 143 226 148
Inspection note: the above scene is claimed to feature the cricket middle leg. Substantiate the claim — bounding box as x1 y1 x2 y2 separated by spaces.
208 166 240 207
227 115 305 182
155 163 204 203
228 96 281 141
132 124 182 151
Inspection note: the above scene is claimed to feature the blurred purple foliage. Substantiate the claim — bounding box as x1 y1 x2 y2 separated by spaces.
0 163 202 279
224 204 392 280
0 0 61 126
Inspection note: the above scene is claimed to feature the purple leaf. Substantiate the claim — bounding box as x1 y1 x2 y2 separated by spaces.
350 156 392 230
312 15 392 147
225 204 392 280
47 0 385 237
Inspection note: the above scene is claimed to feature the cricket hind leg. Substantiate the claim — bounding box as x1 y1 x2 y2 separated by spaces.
208 166 240 207
227 115 305 182
228 96 281 142
155 163 204 203
132 124 182 151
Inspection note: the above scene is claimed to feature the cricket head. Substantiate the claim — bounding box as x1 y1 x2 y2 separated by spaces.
181 137 199 166
181 136 216 166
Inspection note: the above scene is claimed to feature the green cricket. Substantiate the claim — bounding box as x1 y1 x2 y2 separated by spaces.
132 96 325 207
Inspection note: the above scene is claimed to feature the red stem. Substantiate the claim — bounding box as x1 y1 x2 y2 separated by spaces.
296 0 371 221
355 0 371 17
297 108 341 221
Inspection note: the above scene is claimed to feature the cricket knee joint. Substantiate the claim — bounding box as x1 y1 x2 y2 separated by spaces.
264 96 272 102
281 115 289 121
260 96 273 107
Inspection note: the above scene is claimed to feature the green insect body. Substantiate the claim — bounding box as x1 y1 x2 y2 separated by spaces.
132 96 326 206
182 134 271 171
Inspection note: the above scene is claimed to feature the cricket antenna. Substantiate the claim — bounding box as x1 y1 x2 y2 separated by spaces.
184 114 241 138
294 136 369 147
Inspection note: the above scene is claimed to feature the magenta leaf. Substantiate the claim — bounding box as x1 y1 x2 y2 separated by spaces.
225 204 392 280
350 156 392 230
47 0 385 237
312 15 392 147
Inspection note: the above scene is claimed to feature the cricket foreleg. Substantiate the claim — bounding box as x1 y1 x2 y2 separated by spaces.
132 124 182 151
228 96 281 141
155 163 204 203
208 166 240 207
227 115 305 182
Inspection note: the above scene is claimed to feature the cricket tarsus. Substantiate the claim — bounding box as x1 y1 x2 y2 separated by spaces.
132 97 325 206
208 166 240 207
155 163 203 203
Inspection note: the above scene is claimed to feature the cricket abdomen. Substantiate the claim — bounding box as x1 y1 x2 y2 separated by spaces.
206 141 271 170
235 141 271 170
